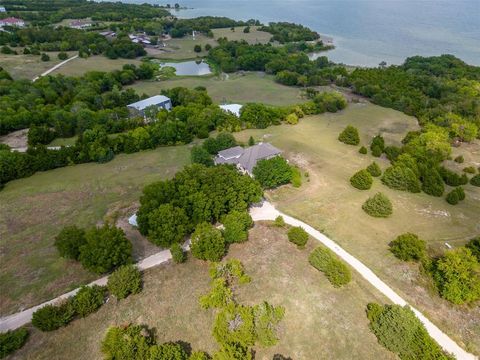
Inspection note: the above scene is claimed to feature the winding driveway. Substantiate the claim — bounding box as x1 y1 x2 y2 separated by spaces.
32 54 79 82
0 201 476 360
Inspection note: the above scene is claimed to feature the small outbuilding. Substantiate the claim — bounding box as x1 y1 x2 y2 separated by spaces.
219 104 243 117
127 95 172 118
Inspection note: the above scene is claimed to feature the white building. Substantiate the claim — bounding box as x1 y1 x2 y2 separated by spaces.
0 17 25 27
219 104 243 117
0 6 6 13
127 95 172 118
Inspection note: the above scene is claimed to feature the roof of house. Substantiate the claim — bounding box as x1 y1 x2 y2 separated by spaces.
219 104 243 117
127 95 171 111
215 143 282 173
0 17 23 24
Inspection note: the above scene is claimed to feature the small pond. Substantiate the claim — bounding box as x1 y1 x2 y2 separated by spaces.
159 60 212 76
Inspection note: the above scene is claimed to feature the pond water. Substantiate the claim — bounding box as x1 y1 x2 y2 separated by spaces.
160 60 212 76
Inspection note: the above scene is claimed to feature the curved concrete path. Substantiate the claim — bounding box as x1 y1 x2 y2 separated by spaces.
250 201 476 360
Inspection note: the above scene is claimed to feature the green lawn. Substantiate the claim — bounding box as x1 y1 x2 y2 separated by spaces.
51 55 143 77
131 72 307 106
11 224 394 360
233 103 480 355
48 136 78 147
152 34 218 60
212 26 273 44
0 145 191 316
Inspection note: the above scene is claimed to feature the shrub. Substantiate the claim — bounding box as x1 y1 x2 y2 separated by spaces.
222 211 253 244
194 45 202 52
191 223 225 262
252 156 293 189
362 193 393 218
370 135 385 157
338 125 359 145
384 146 402 161
149 342 188 360
359 146 367 154
463 166 476 174
470 174 480 186
309 246 351 287
57 51 68 60
213 303 256 347
389 233 426 261
32 301 75 331
420 167 444 196
454 155 464 163
274 215 285 227
101 324 153 360
170 243 186 263
291 166 302 187
350 169 373 190
439 167 468 186
287 226 308 248
199 278 233 309
73 285 105 317
466 237 480 261
40 53 50 61
190 351 210 360
446 187 465 205
191 145 214 166
366 303 453 360
79 224 132 274
366 162 382 177
205 44 212 51
107 264 142 299
381 166 421 193
146 204 190 248
434 248 480 304
285 113 298 125
54 225 86 260
253 302 285 347
0 328 29 358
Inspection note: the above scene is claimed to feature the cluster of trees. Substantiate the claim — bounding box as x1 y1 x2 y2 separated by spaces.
258 22 320 43
54 224 132 274
191 132 237 166
309 246 352 287
253 156 294 189
366 303 454 359
390 233 480 305
136 164 262 250
170 16 259 38
208 39 346 86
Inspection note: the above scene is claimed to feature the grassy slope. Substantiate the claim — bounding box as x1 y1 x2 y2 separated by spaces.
130 73 306 106
233 103 480 355
10 224 394 360
0 146 190 315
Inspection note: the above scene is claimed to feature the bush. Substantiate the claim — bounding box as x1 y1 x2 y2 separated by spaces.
366 303 453 360
213 303 256 347
370 135 385 157
40 53 50 61
384 146 402 162
253 301 285 347
470 174 480 186
366 162 382 177
252 156 293 189
439 167 468 186
57 51 68 60
309 247 351 287
107 265 142 299
389 233 426 261
54 225 86 260
338 125 360 145
150 342 188 359
194 45 202 53
274 216 285 227
291 166 302 188
190 351 211 360
463 166 476 174
420 167 444 196
79 224 132 274
466 237 480 262
200 278 233 309
0 328 29 358
191 145 214 166
359 146 367 154
381 166 421 193
362 192 393 218
146 204 190 247
434 248 480 304
205 44 212 51
73 285 105 317
32 301 75 331
287 226 308 248
285 113 298 125
170 243 186 263
446 187 465 205
101 324 153 360
191 223 226 262
350 169 373 190
454 155 464 163
222 211 253 244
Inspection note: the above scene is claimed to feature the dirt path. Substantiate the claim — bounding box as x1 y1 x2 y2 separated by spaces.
32 54 79 82
249 201 476 360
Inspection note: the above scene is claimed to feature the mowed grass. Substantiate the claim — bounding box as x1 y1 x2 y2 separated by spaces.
212 26 273 44
11 224 394 360
131 72 306 106
0 51 76 80
154 34 218 60
0 146 190 315
51 55 143 77
233 103 480 355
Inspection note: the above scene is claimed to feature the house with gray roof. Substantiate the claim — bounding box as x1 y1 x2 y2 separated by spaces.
127 95 172 119
214 142 282 175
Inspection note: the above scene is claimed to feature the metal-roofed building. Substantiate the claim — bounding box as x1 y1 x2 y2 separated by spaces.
214 143 282 175
127 95 172 118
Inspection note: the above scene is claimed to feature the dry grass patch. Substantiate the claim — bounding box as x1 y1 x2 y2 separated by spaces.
212 26 273 44
51 55 143 77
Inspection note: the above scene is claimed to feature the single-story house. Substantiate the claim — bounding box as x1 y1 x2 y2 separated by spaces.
0 6 6 13
214 142 282 175
129 33 151 45
127 95 172 118
219 104 243 117
69 20 92 29
0 17 25 27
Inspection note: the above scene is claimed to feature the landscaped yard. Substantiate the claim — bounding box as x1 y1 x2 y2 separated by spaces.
131 72 307 106
10 223 394 360
212 26 273 44
0 145 191 316
233 103 480 355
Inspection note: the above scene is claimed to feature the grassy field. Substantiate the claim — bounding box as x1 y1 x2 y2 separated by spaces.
51 55 143 77
10 223 394 360
131 72 307 106
212 26 273 44
153 34 218 60
233 103 480 355
0 51 77 80
0 146 191 316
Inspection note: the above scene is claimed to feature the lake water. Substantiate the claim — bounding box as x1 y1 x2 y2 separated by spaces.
106 0 480 67
159 60 212 75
